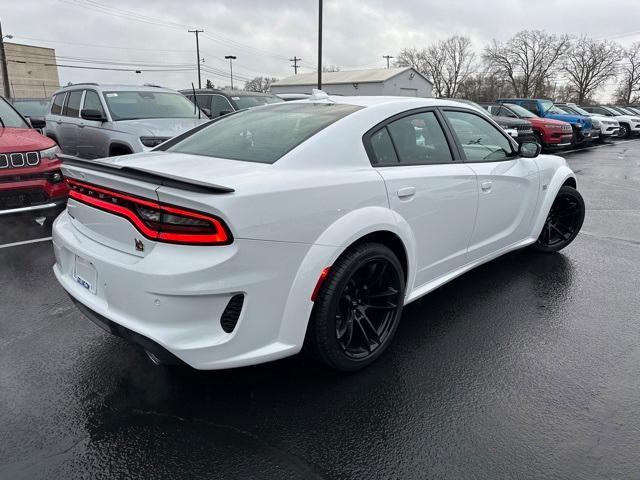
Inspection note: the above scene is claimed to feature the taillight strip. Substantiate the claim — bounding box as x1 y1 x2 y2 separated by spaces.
66 178 232 245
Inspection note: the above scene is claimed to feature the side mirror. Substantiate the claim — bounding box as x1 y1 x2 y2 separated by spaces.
219 110 232 117
28 117 46 129
201 107 212 118
81 109 107 122
519 141 541 158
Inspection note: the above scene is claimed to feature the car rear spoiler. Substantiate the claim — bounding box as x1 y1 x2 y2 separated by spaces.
58 154 235 194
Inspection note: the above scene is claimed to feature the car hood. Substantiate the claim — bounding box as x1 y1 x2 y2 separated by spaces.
114 117 208 137
0 127 56 153
101 150 270 190
492 116 531 127
546 113 592 128
612 114 640 122
528 117 569 127
588 114 619 125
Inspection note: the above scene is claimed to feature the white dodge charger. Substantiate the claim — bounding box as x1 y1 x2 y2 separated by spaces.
52 93 585 371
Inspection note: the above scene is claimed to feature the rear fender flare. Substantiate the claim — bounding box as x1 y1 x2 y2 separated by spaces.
276 206 416 350
530 164 576 238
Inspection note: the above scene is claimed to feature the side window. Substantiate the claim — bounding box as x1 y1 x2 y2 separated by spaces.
51 93 65 115
369 128 398 165
385 111 452 165
82 90 105 115
211 95 234 117
444 110 515 163
522 101 539 115
64 90 83 117
499 106 516 118
194 94 212 110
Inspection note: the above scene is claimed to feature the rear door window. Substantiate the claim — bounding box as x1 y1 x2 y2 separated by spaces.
64 90 83 117
51 93 66 115
385 111 453 165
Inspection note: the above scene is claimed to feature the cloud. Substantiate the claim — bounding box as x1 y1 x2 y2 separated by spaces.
3 0 640 91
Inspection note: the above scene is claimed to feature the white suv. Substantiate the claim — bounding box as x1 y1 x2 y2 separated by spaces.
581 105 640 138
44 84 208 159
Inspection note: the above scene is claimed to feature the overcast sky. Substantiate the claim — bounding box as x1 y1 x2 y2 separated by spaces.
3 0 640 94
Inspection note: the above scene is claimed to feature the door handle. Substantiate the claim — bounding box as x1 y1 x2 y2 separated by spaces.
480 181 492 193
78 124 85 128
397 187 416 199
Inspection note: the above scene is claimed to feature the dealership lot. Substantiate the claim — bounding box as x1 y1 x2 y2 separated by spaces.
1 139 640 479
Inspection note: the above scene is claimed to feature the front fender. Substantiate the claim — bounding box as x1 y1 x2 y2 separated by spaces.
276 206 417 350
529 161 576 239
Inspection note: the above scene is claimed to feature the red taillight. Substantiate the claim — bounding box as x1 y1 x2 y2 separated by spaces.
66 178 232 245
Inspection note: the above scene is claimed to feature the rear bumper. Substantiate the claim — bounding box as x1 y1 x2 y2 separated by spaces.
0 197 66 216
52 210 325 369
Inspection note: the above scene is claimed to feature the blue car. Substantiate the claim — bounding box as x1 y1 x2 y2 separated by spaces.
497 98 593 145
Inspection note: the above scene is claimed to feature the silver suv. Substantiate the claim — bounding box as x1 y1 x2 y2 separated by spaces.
44 84 208 158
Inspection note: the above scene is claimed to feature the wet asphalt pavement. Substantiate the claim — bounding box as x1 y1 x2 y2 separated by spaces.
1 139 640 479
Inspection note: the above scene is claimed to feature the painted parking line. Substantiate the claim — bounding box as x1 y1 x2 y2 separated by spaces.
0 237 52 250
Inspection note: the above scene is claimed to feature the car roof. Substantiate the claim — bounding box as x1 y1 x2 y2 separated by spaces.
302 95 476 109
179 88 278 97
53 84 178 95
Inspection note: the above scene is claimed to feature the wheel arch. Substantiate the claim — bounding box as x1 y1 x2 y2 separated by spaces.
275 206 417 351
529 164 577 239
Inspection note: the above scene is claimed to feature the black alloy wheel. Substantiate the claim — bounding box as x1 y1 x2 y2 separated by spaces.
532 185 585 253
619 123 630 138
305 243 405 371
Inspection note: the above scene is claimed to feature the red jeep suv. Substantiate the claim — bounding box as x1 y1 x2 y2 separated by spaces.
1 96 67 221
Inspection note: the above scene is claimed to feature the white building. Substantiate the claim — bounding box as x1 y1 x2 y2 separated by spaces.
270 67 433 98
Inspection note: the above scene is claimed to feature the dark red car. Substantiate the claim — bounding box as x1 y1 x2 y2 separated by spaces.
0 96 67 221
481 102 574 150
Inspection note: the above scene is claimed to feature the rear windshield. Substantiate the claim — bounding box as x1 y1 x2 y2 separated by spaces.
12 99 50 117
103 91 199 121
232 95 284 110
164 102 362 164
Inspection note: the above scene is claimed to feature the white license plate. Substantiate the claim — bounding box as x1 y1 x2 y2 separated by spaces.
74 255 97 294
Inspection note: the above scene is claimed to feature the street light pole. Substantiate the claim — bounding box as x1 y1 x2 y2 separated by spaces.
0 20 13 99
225 55 237 89
317 0 323 90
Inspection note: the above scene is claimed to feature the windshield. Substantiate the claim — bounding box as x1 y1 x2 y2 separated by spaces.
505 103 538 118
103 91 199 121
542 101 568 115
626 106 640 115
607 106 627 115
0 98 29 128
232 95 284 110
165 102 362 164
616 107 634 115
12 99 50 117
565 104 590 116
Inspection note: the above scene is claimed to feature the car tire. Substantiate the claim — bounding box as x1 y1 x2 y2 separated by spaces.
304 243 405 371
533 132 544 150
618 123 630 138
531 186 585 253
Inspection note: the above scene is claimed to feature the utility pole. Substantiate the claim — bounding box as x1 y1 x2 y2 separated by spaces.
383 55 393 69
317 0 323 89
0 20 12 99
290 56 301 75
225 55 237 89
188 29 204 89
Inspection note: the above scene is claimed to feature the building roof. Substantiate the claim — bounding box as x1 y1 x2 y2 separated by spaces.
273 67 432 87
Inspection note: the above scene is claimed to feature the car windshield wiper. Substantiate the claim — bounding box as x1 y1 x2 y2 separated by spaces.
0 116 4 128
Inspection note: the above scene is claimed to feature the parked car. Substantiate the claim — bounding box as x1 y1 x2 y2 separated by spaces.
497 98 593 145
44 84 208 158
10 97 50 116
452 99 536 144
53 94 584 371
623 106 640 115
556 102 620 141
482 102 573 150
180 88 284 118
0 96 67 221
579 105 640 138
275 93 311 101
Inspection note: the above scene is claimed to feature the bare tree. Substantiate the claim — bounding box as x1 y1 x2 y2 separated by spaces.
397 36 475 98
484 30 570 98
615 42 640 104
244 76 278 93
439 36 476 98
563 37 622 104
